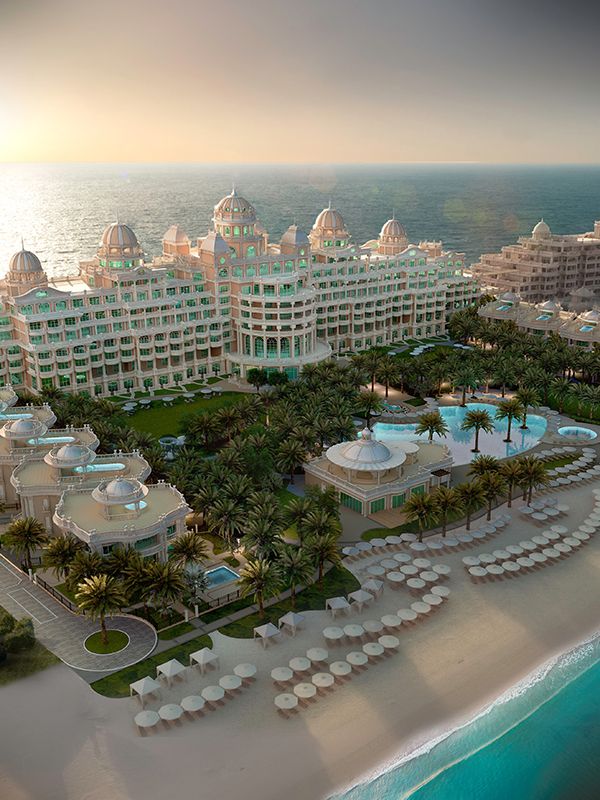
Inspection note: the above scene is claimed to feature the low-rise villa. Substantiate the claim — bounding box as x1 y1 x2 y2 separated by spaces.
479 293 600 348
304 427 451 521
53 476 190 560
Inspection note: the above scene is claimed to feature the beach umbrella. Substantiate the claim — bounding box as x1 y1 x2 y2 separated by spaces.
306 648 328 664
134 710 160 730
201 685 225 703
346 651 369 667
378 635 400 650
323 626 344 642
181 695 205 713
329 661 352 677
343 624 364 640
158 704 183 722
387 571 405 585
271 666 293 683
219 675 242 692
274 693 298 711
234 663 257 680
312 672 335 689
289 657 311 673
431 585 450 598
362 619 384 634
293 682 317 699
363 642 385 658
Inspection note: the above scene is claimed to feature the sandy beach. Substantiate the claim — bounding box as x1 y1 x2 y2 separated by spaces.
1 482 599 800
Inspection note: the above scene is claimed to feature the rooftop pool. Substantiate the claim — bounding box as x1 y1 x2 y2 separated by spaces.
74 462 126 473
373 402 547 466
205 565 239 589
557 426 597 441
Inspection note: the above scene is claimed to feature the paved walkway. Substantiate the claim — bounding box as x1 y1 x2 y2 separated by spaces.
0 554 156 671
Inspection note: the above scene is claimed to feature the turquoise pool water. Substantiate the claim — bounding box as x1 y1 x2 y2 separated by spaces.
373 403 547 465
205 565 239 588
0 412 33 420
29 435 75 445
557 426 597 441
74 462 126 473
332 632 600 800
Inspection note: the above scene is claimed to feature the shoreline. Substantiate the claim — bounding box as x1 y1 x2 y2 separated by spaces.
331 625 600 800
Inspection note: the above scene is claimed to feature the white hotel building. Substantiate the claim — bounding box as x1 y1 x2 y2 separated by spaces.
0 192 478 395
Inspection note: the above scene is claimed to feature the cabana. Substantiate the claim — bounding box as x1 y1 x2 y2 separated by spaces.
278 611 305 636
325 596 350 618
253 622 280 648
156 658 186 687
361 578 384 598
348 589 374 612
130 676 161 707
189 647 219 674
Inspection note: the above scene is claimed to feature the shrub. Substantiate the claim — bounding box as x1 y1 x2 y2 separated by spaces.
0 608 15 636
4 619 35 653
0 642 6 665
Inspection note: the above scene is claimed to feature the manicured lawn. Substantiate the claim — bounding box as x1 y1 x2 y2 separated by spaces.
158 621 195 641
134 606 184 630
0 641 60 686
201 532 229 555
404 397 426 407
85 629 129 654
218 566 361 638
90 633 213 698
55 582 77 603
275 487 298 507
127 391 245 437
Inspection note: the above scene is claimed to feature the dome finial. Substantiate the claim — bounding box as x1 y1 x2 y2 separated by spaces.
20 236 25 251
231 181 237 195
328 198 332 209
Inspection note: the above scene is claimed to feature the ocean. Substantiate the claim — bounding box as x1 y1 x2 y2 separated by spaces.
0 163 599 279
331 632 600 800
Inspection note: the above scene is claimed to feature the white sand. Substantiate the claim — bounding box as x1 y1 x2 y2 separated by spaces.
1 484 599 800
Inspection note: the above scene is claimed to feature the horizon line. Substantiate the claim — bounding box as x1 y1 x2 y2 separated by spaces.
2 160 600 168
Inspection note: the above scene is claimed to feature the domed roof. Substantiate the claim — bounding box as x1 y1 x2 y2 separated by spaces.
580 309 600 322
539 300 559 311
280 224 309 248
44 443 95 468
325 427 407 472
92 476 148 506
199 231 230 256
9 248 44 274
0 417 48 440
532 219 551 239
105 477 140 497
499 291 520 303
313 203 345 231
214 189 256 219
162 224 189 244
100 222 139 249
571 286 595 297
379 217 407 239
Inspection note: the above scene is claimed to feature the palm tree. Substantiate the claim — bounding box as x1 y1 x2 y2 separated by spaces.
518 456 549 504
495 398 523 443
456 481 486 530
375 357 400 398
146 560 186 617
182 563 209 608
75 574 127 645
550 377 572 413
355 390 382 428
569 383 591 417
583 384 600 420
515 387 540 429
216 406 243 442
2 517 49 571
454 367 479 406
415 411 449 443
239 557 282 617
302 507 341 541
276 438 306 485
104 545 140 581
461 408 494 453
305 533 341 585
184 413 219 449
42 534 85 579
500 460 525 507
284 495 315 544
493 359 515 398
205 498 245 548
468 454 500 477
169 530 209 568
477 472 507 520
403 493 439 542
241 516 283 562
355 351 383 391
66 550 107 591
280 546 314 608
433 486 464 537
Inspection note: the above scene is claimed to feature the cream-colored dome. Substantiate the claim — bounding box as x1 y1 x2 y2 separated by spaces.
9 249 43 274
580 309 600 322
100 223 139 249
500 291 520 303
199 231 230 255
325 427 407 472
532 219 551 239
0 418 48 440
539 300 559 311
379 217 407 239
313 204 345 231
162 224 189 244
214 189 256 220
44 443 95 468
92 476 148 506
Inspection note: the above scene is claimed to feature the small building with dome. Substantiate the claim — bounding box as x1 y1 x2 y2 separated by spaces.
304 427 451 521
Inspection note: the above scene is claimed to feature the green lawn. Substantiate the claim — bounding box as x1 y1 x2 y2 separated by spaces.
55 582 77 603
85 629 129 654
0 641 60 686
90 633 213 698
201 532 229 555
127 391 245 437
158 621 195 641
218 566 360 638
404 397 426 407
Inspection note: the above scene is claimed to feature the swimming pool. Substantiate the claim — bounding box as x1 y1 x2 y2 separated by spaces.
557 426 597 441
373 403 547 466
74 462 126 473
0 412 33 420
205 565 239 588
30 435 76 445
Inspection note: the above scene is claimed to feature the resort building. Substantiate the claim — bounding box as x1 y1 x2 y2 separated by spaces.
53 477 190 561
0 192 477 394
304 427 452 522
472 219 600 304
478 293 600 348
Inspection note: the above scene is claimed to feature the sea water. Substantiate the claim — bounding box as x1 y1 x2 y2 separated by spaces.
331 632 600 800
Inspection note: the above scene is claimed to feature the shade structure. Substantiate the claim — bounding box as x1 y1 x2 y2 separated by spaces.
381 614 403 630
156 658 186 686
323 626 344 642
343 624 365 639
378 635 400 650
294 682 317 699
486 564 504 576
406 578 426 590
346 651 369 667
278 611 305 635
253 622 280 647
181 695 205 713
361 578 384 595
158 703 183 722
380 558 399 570
234 663 257 679
502 561 521 573
330 660 352 677
462 556 480 567
348 589 374 611
355 541 373 552
400 565 418 576
370 538 388 548
219 674 242 692
274 693 298 710
519 541 537 552
326 596 351 617
135 710 160 729
478 553 496 564
432 564 451 576
542 548 561 559
271 666 293 683
190 647 219 673
201 685 225 703
410 542 428 552
469 566 487 578
386 535 403 546
312 672 335 688
363 642 385 658
130 676 161 706
362 619 384 634
289 657 311 673
411 601 432 614
387 571 406 585
367 565 386 577
306 647 328 664
423 593 443 606
529 552 548 564
398 608 418 622
420 571 439 583
517 557 535 568
393 552 412 564
413 558 431 569
506 545 524 555
431 585 450 598
492 550 511 561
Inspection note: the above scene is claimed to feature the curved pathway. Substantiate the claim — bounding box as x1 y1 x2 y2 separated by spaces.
0 555 156 671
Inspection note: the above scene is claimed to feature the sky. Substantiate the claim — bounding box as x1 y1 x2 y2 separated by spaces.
1 0 599 163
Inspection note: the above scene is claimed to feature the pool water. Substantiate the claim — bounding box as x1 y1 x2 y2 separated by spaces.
30 435 76 445
0 412 33 420
373 403 547 466
205 565 239 588
74 462 126 473
557 426 597 440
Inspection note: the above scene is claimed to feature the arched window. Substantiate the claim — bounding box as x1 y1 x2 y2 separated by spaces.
280 337 290 357
247 245 256 258
294 336 301 356
233 226 240 236
254 338 264 357
266 337 278 359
